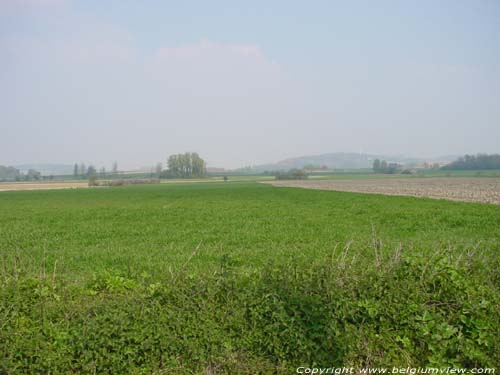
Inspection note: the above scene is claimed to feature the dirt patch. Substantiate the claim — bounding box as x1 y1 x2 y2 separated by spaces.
0 182 89 192
266 177 500 205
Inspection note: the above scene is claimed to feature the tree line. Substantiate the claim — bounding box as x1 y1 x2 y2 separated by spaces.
74 153 207 181
442 154 500 170
73 162 118 178
2 153 208 183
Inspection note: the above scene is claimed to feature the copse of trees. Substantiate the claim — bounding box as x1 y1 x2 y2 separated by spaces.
160 152 206 178
73 163 101 179
0 166 43 182
0 165 21 181
372 159 400 174
442 154 500 170
274 169 308 180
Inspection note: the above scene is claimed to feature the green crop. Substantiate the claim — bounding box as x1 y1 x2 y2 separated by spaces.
1 182 499 374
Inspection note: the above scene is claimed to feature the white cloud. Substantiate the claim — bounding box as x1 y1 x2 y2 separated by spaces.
146 39 283 97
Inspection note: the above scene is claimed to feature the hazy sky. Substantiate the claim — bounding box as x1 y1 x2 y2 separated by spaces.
1 0 499 169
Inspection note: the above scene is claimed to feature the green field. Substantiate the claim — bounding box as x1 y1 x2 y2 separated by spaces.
1 182 499 373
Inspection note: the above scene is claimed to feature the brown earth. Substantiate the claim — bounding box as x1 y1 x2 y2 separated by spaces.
266 177 500 205
0 182 88 192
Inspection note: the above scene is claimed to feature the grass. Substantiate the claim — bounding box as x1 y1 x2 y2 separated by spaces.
1 182 499 373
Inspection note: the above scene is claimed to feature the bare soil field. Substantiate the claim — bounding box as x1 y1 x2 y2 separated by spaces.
267 177 500 205
0 181 88 192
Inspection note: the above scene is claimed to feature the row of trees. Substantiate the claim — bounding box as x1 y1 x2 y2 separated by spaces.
161 153 206 178
442 154 500 170
73 162 118 178
372 159 400 174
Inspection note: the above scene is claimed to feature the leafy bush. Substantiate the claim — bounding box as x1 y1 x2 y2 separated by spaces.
1 245 498 374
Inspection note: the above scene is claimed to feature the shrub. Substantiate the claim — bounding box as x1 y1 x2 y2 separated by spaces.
88 174 98 186
1 244 498 373
401 169 416 175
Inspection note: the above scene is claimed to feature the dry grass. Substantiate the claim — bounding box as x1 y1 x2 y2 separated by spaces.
0 181 88 192
267 177 500 204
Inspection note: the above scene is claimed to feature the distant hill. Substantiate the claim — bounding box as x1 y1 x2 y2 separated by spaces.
13 164 74 176
247 153 458 172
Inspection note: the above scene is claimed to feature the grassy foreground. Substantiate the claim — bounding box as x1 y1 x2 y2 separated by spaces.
1 182 499 373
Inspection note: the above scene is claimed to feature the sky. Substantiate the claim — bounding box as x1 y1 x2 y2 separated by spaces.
1 0 499 169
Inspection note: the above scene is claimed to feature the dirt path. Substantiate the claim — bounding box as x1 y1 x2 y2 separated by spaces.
266 177 500 205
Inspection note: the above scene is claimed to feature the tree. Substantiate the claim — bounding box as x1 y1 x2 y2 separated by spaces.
112 161 118 175
191 153 206 177
180 153 191 177
155 162 163 176
99 167 106 178
167 155 179 177
380 160 388 171
26 169 41 181
73 163 78 177
87 165 97 177
79 163 86 177
373 159 381 173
